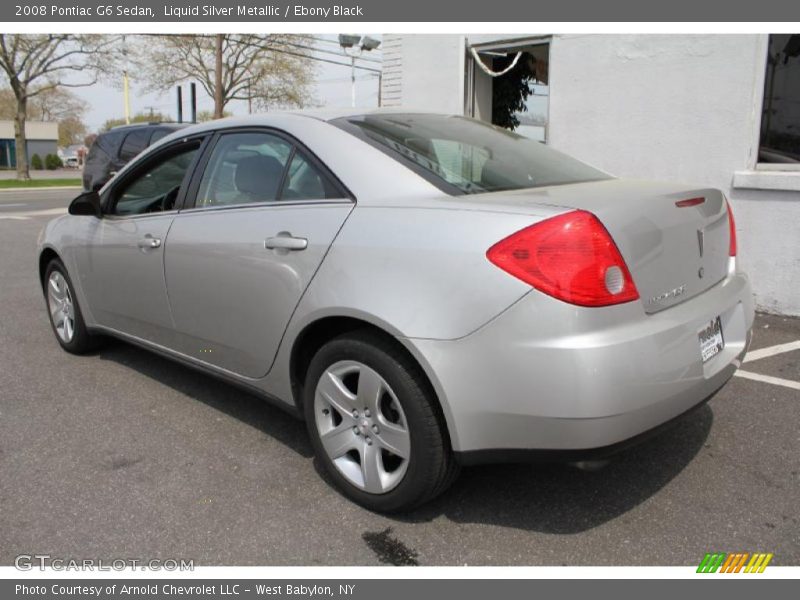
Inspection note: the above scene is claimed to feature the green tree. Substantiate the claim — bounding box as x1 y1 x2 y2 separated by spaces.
0 85 89 148
30 153 42 169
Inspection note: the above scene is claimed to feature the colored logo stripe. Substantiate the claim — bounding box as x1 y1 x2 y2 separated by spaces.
745 553 773 573
697 553 726 573
697 552 773 573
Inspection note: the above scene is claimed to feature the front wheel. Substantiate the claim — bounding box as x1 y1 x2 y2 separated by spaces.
44 258 99 354
304 330 459 512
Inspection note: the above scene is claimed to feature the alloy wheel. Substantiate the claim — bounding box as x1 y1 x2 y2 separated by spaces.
313 360 411 494
47 271 75 343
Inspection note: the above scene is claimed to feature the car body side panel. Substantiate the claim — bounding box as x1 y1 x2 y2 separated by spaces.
292 205 558 341
162 202 354 379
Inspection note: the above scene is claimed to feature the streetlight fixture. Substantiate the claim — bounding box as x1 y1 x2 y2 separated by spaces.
338 35 381 108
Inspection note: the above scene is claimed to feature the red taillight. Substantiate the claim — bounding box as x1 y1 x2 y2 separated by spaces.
726 199 737 257
487 210 639 307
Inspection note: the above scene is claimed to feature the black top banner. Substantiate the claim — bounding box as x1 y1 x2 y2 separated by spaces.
4 0 800 22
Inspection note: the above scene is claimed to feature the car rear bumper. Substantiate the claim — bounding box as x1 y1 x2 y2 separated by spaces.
407 271 754 456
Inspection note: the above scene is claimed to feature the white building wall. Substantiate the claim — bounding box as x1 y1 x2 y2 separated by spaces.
0 120 58 140
547 34 799 315
380 35 466 113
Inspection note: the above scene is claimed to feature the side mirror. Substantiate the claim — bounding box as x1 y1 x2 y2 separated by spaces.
68 190 102 218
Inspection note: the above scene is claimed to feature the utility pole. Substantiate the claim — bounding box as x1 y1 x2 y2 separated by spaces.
176 85 183 123
122 35 131 124
214 34 224 119
190 82 197 123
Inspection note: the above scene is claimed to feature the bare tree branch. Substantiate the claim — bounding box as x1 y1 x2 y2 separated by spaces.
0 34 120 179
133 34 315 118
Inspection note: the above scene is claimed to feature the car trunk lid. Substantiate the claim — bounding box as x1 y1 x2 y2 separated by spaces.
473 179 731 313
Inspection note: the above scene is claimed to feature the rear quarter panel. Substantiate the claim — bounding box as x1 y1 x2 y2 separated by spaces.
292 204 557 341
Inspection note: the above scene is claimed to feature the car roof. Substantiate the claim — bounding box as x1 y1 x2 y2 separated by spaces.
159 107 454 139
105 122 188 133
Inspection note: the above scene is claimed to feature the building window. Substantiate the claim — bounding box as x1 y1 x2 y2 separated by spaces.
467 39 550 143
759 34 800 165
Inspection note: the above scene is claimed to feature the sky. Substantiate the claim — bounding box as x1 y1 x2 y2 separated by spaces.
69 34 382 132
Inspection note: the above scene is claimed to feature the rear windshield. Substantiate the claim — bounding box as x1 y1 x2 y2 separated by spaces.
333 113 611 195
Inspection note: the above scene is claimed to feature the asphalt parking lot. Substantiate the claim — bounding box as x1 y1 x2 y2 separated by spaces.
1 190 798 566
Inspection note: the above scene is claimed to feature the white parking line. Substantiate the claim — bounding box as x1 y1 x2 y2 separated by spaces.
734 370 800 391
0 203 28 208
732 339 800 391
744 340 800 363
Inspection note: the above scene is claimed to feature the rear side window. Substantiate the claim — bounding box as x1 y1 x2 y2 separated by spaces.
119 129 150 161
281 151 339 200
334 113 610 195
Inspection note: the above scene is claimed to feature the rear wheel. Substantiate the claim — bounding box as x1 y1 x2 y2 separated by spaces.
44 258 99 354
304 330 458 512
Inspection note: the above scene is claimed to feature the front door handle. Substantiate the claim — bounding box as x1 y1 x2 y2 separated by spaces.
264 234 308 251
137 236 162 249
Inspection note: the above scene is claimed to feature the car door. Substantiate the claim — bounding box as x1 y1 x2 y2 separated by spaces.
73 137 205 346
163 129 354 378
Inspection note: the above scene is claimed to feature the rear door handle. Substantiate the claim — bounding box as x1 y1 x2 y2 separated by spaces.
264 235 308 251
137 236 162 249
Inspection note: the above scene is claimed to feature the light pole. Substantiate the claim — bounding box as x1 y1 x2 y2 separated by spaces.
338 35 381 108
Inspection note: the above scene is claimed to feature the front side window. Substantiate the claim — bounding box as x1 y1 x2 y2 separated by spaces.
111 145 199 215
196 132 293 208
334 113 610 194
760 34 800 164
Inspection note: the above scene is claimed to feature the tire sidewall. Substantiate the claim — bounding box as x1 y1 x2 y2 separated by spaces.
304 334 443 512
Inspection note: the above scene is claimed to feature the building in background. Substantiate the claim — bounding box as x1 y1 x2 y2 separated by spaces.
381 34 800 316
0 120 59 168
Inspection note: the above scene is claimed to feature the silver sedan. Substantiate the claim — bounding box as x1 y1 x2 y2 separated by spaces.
38 110 754 511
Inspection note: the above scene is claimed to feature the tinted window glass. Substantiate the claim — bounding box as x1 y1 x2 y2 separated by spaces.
97 129 126 154
119 129 150 161
196 132 292 207
280 151 337 200
112 145 198 215
150 128 172 145
760 34 800 163
335 113 610 194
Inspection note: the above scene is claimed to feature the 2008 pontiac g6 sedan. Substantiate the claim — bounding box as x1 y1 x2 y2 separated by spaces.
38 110 754 512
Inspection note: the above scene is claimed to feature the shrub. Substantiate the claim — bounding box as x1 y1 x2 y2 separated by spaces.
30 153 43 169
44 153 63 170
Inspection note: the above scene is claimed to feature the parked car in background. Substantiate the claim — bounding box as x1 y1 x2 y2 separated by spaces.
82 122 188 191
40 110 754 512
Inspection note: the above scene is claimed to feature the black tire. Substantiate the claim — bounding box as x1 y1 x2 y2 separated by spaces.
303 330 459 512
43 258 99 354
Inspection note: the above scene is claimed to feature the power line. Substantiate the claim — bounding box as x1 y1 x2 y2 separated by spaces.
279 39 382 64
237 40 382 73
